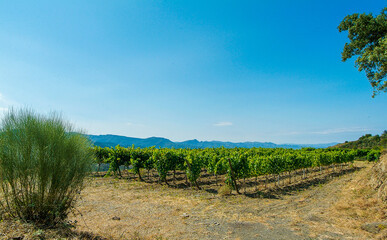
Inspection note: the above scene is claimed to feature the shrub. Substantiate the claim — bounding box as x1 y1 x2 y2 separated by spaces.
0 109 93 226
366 149 381 162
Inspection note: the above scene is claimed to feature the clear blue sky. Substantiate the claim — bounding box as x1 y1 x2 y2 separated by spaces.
0 0 386 144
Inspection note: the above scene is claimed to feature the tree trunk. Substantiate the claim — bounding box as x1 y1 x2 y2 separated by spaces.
97 163 101 176
117 166 122 178
244 178 246 193
138 170 143 181
227 158 240 194
164 177 169 186
288 171 291 184
255 176 258 191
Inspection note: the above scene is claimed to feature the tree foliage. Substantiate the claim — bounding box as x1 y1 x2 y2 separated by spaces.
336 130 387 149
338 7 387 96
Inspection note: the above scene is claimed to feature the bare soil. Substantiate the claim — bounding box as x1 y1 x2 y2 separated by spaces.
1 160 386 240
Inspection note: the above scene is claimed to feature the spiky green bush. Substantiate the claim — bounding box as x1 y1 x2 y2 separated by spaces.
0 109 93 225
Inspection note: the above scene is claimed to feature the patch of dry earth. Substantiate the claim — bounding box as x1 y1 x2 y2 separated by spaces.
69 161 384 240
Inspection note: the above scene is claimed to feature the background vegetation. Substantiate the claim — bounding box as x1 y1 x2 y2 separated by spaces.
335 130 387 149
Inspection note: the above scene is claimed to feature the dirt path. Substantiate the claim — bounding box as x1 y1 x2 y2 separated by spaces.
67 161 384 240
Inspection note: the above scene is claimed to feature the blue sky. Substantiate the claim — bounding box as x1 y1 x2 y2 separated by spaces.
0 0 386 144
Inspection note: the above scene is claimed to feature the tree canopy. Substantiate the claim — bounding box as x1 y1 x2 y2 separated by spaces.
338 7 387 97
336 130 387 149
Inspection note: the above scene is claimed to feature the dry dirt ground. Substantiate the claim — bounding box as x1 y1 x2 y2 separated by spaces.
1 160 386 240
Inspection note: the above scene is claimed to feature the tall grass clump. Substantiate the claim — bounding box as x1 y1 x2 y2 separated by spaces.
0 109 93 226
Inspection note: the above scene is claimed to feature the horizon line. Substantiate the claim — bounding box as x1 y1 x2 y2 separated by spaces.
87 133 340 145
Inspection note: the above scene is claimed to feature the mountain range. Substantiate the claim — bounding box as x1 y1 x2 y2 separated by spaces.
88 134 337 149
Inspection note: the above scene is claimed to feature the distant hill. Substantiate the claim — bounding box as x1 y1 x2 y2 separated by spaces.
333 130 387 149
88 134 337 149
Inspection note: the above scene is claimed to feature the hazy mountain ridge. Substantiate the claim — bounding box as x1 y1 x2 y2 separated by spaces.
88 134 337 149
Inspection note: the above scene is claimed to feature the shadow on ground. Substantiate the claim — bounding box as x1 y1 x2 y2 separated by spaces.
93 165 364 200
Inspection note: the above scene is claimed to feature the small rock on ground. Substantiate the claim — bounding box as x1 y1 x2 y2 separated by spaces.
361 222 387 234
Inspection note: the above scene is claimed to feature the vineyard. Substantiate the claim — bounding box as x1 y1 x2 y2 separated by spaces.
93 146 381 193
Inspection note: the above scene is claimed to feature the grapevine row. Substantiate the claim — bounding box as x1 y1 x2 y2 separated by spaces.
93 146 379 192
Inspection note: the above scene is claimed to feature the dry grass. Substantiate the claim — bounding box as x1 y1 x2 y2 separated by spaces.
69 179 208 239
218 184 232 196
322 158 387 239
0 219 108 240
1 159 386 239
292 159 386 240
